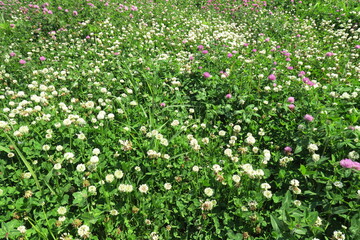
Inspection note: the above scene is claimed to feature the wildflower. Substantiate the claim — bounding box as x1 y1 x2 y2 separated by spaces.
57 206 67 215
263 190 272 199
304 114 314 122
287 97 295 103
308 144 318 152
164 183 172 190
105 174 115 183
268 74 276 81
54 163 62 170
17 226 26 234
292 201 301 207
73 11 78 16
348 151 359 160
284 146 292 154
288 104 295 110
88 186 97 195
212 164 222 173
315 216 322 227
139 184 149 193
203 72 211 78
76 164 86 172
78 225 90 238
160 102 166 107
19 59 26 64
39 56 46 61
150 232 159 240
192 166 200 172
201 200 216 211
332 230 345 240
312 154 320 162
114 170 124 179
245 134 256 145
261 183 271 190
9 52 16 57
204 187 214 197
232 175 241 183
225 93 232 99
333 181 343 188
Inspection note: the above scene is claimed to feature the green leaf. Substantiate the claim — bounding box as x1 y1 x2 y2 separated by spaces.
270 214 285 233
293 228 307 235
0 146 11 153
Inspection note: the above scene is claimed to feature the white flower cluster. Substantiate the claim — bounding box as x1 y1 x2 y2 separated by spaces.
289 179 301 194
200 199 217 211
118 184 134 192
119 139 133 151
332 230 345 240
241 164 264 179
187 134 200 151
279 156 294 167
147 149 161 159
260 183 272 199
146 129 169 146
78 225 91 238
262 149 271 164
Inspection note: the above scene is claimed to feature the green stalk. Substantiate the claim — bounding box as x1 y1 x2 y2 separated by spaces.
4 133 42 193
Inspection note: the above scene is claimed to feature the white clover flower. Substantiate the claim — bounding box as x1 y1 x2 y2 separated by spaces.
245 134 256 145
224 148 232 157
204 187 214 197
212 164 222 173
64 152 74 160
308 143 318 152
18 126 29 134
105 174 115 183
90 156 99 164
233 125 241 132
293 200 301 207
110 209 118 216
76 164 86 172
114 170 124 179
348 151 359 160
164 183 172 190
17 226 26 234
312 153 320 162
92 148 101 155
333 181 343 188
332 230 345 240
315 216 322 227
150 232 159 240
54 163 62 170
88 186 97 195
232 175 241 183
0 189 3 196
78 225 90 238
201 200 217 211
218 130 226 136
263 190 272 199
139 184 149 193
192 165 200 172
57 206 67 215
290 179 300 187
261 183 271 190
202 137 209 144
42 144 50 151
171 120 179 126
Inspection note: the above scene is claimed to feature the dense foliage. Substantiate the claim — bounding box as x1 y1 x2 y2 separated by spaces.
0 0 359 239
